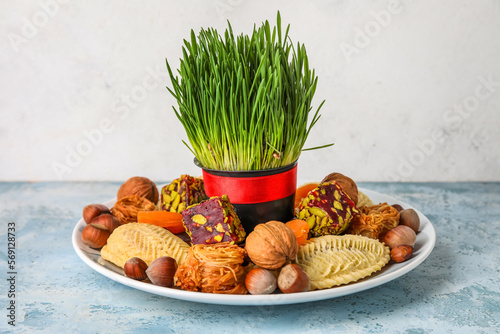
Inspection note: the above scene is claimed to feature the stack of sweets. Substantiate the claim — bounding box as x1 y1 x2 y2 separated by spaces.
295 181 359 237
161 175 208 213
182 195 246 245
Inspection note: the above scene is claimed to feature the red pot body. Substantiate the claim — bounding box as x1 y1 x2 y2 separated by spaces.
197 160 298 233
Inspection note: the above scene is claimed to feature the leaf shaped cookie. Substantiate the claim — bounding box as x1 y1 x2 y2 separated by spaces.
357 191 374 207
101 223 189 268
295 234 390 290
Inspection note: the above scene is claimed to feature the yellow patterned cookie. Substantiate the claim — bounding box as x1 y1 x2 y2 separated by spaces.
295 234 390 290
101 223 189 268
357 191 374 207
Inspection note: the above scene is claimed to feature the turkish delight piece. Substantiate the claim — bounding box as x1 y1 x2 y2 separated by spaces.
295 181 359 237
182 195 246 245
161 175 208 213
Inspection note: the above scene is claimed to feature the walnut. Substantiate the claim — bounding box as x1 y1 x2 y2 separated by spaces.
111 195 156 225
117 177 159 204
320 172 358 204
245 221 298 270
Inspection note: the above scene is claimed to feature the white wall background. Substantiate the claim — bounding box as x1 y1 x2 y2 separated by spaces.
1 0 499 182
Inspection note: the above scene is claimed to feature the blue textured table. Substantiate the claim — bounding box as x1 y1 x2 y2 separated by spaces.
1 182 499 333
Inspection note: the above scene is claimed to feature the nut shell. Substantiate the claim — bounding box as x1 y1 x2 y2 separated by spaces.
245 221 298 270
81 224 110 249
83 204 110 224
391 245 414 262
399 209 420 233
383 225 416 249
278 263 310 293
321 172 358 204
391 204 404 212
245 268 277 295
124 257 148 280
146 256 178 287
117 176 159 204
90 214 120 233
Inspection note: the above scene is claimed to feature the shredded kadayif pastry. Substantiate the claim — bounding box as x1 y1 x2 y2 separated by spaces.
111 194 156 225
174 243 247 294
346 202 400 240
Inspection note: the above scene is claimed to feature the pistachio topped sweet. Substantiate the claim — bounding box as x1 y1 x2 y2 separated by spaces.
161 175 208 213
182 195 246 245
295 181 359 237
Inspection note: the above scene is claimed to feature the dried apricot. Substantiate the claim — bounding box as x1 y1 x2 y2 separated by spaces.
286 219 310 245
137 211 185 234
294 183 319 208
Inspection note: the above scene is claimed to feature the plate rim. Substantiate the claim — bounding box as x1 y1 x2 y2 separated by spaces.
72 187 436 306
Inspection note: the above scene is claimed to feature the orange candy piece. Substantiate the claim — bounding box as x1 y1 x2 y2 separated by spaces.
294 183 319 208
286 219 310 246
137 211 185 234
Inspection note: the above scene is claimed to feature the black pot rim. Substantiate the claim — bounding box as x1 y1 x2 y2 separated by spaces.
194 158 298 178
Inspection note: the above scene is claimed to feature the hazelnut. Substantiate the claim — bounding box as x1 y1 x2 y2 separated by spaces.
245 268 277 295
90 214 120 233
146 257 177 287
81 224 110 248
383 225 416 249
278 264 310 293
117 177 159 203
391 245 414 262
391 204 404 212
399 209 420 233
124 257 149 281
83 204 110 224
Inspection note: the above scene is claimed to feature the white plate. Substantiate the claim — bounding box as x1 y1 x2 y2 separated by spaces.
72 188 436 306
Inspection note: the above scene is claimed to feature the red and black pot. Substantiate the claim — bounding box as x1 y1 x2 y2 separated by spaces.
195 159 298 233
